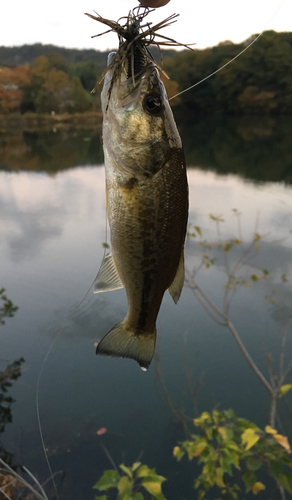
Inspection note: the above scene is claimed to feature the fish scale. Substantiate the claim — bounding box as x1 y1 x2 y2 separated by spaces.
94 57 188 370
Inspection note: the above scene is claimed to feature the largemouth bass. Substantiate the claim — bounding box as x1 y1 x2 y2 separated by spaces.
94 51 188 370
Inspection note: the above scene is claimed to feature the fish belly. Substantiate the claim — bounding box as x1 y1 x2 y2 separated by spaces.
108 147 188 332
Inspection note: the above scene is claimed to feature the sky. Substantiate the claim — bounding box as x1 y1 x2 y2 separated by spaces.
1 0 291 52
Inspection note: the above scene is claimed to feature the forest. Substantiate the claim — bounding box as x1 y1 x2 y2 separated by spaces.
0 29 292 116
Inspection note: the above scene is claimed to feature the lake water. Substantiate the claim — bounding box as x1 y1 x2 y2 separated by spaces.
1 117 292 499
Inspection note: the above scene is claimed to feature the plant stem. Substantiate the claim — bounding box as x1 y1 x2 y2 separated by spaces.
270 392 277 428
225 316 274 398
192 281 274 398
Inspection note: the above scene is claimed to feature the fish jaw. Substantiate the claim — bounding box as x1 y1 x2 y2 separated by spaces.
101 61 182 180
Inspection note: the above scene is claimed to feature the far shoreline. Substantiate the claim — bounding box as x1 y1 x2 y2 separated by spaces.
0 111 103 132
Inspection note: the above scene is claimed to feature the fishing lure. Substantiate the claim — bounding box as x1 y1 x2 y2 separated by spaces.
85 6 195 108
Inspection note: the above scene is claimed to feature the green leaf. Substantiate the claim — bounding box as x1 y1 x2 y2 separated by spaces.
173 446 184 461
242 470 257 492
206 426 214 440
279 472 292 493
185 438 208 460
279 384 292 397
194 225 202 236
224 409 236 420
194 412 210 426
229 450 240 470
214 467 225 488
241 428 260 450
119 464 133 478
265 425 277 435
198 490 205 500
218 426 234 442
246 457 262 471
118 475 133 498
212 409 223 423
220 453 232 475
209 214 224 222
252 482 265 494
132 494 144 500
226 441 240 452
269 460 282 479
136 465 151 478
95 496 107 500
93 470 120 491
250 274 258 282
280 455 292 468
224 243 233 252
142 474 167 499
132 462 141 472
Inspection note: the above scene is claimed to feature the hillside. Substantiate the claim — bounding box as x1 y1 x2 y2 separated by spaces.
1 31 292 116
0 43 176 68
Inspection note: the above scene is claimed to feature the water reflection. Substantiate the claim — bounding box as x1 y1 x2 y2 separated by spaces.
0 167 106 263
1 116 292 183
0 128 103 173
175 113 292 184
0 118 292 499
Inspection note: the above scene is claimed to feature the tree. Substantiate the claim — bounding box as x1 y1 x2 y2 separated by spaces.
47 52 70 73
92 413 292 499
0 65 31 113
25 57 91 114
70 61 101 92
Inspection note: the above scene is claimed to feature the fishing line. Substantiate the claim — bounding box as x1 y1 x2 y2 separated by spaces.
169 0 286 101
36 284 94 499
36 0 286 496
36 196 109 500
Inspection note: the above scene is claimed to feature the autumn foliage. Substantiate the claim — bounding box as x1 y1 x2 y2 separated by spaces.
0 53 96 114
0 65 31 112
1 30 292 116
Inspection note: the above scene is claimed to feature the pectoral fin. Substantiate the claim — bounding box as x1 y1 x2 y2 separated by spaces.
96 320 156 370
93 253 124 293
168 251 185 304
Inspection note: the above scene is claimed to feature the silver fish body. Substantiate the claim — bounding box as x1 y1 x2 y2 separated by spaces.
94 55 188 370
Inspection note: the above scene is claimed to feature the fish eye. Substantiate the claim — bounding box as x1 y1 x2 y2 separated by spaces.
143 94 163 115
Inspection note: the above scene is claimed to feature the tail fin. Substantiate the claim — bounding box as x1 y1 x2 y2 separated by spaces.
96 320 156 370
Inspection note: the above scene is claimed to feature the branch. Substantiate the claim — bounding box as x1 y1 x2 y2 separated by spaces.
189 280 274 397
225 317 274 397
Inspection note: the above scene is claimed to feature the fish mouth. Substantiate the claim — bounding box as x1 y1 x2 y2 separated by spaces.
105 18 147 87
102 52 158 114
116 62 159 110
104 56 156 97
126 20 146 80
104 51 149 87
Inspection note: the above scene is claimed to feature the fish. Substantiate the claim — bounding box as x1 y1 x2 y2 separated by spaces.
93 12 188 371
